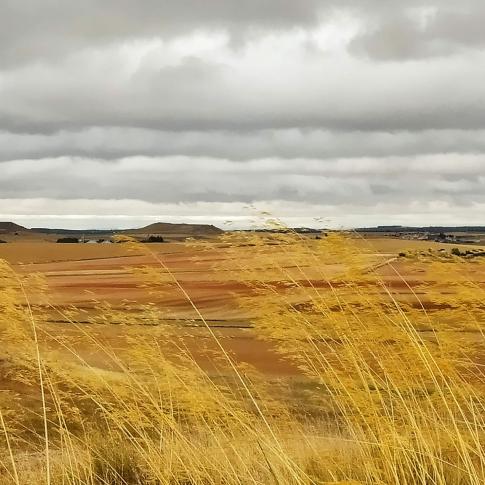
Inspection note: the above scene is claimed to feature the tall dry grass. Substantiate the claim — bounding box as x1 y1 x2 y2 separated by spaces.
0 231 484 484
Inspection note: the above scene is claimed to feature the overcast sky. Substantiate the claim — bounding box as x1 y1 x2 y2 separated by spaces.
1 1 485 229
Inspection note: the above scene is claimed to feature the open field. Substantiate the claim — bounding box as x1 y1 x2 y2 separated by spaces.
1 235 485 373
1 232 485 484
0 236 483 372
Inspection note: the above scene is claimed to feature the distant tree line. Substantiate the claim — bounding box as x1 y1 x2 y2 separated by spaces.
56 237 80 243
56 235 165 243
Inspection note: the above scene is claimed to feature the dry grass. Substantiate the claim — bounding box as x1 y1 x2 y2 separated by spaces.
0 231 484 484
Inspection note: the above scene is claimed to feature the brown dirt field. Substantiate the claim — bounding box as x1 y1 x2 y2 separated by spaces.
1 237 484 376
0 241 148 264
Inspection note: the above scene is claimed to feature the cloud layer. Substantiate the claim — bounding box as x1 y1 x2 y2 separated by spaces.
1 1 484 227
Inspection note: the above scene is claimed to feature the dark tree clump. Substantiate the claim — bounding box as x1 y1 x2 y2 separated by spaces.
57 237 79 244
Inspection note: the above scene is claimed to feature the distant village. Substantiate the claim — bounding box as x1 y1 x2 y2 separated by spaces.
356 226 485 245
396 232 479 244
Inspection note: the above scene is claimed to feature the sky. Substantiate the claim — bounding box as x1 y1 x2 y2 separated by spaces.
1 1 485 229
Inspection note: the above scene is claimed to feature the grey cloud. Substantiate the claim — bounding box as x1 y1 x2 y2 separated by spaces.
1 1 485 227
351 4 485 60
0 0 323 66
4 128 485 162
2 1 483 67
2 48 485 134
2 2 485 136
350 15 433 60
1 156 484 208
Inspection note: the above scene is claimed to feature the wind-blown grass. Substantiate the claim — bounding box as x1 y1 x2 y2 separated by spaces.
0 231 484 484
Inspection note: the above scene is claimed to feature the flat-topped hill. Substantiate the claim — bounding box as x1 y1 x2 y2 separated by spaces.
125 222 223 236
0 222 31 234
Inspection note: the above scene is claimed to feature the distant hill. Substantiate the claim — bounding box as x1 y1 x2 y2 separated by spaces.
126 222 223 236
32 228 110 235
0 222 31 234
30 222 223 239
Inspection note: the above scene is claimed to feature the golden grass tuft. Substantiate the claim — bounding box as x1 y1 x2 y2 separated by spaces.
0 231 484 484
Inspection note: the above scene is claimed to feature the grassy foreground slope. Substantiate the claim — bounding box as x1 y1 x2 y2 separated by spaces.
0 232 484 484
